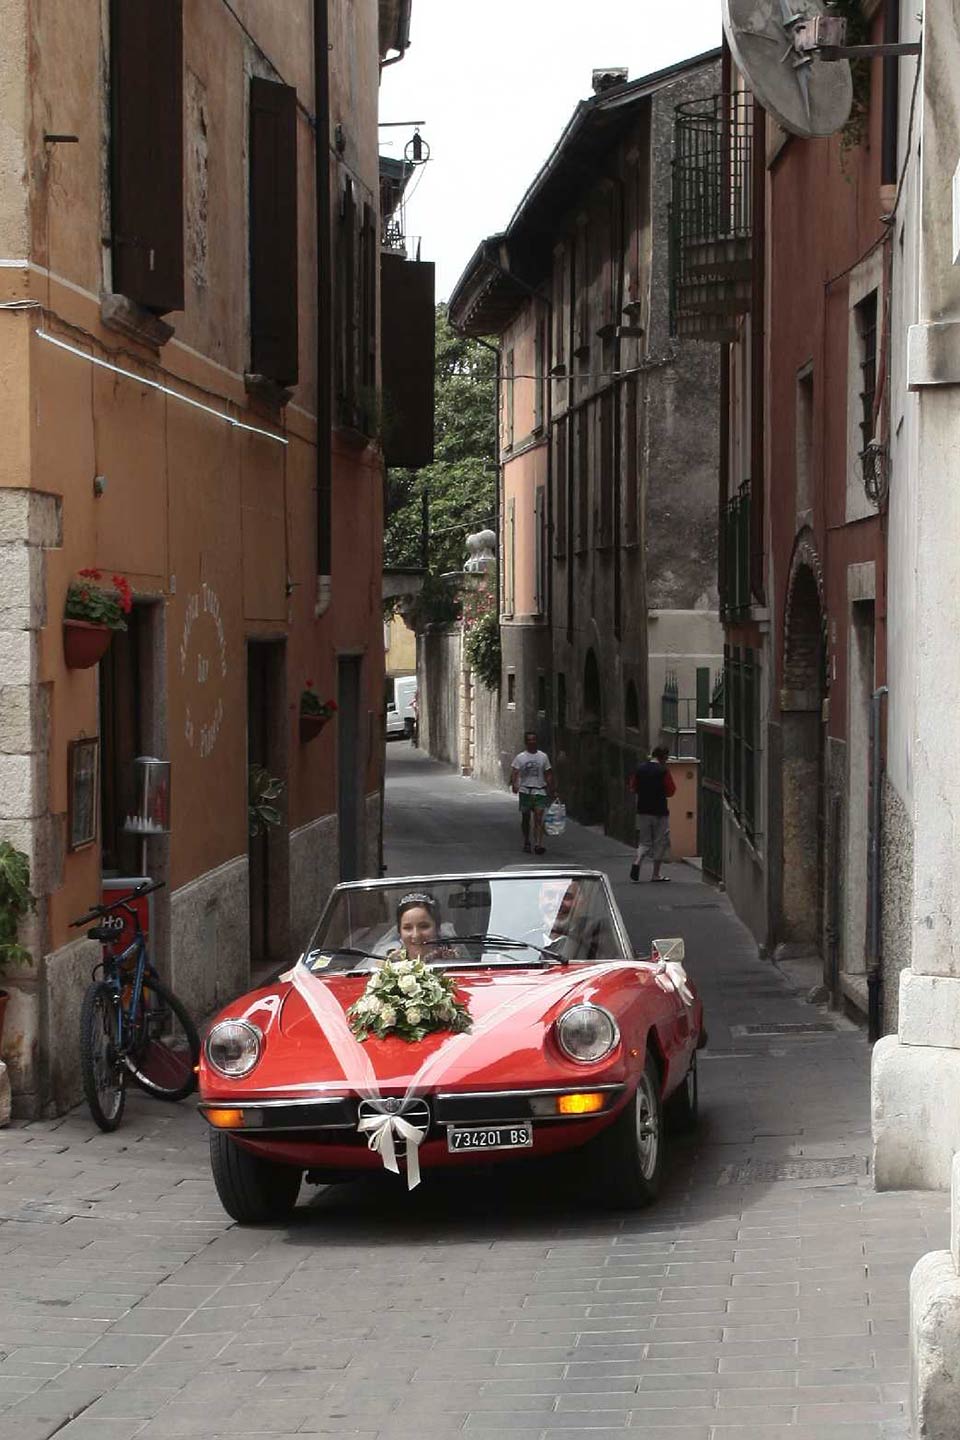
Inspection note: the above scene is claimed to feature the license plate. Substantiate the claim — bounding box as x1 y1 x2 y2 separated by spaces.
446 1123 533 1152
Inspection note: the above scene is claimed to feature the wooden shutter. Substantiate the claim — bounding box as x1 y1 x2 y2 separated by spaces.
111 0 184 314
338 179 358 425
249 76 299 386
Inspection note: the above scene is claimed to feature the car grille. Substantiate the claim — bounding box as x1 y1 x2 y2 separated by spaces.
357 1096 431 1141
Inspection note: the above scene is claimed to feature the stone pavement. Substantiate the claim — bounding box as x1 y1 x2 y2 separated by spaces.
0 742 948 1440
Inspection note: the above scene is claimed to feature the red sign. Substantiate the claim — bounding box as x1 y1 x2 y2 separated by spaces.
101 877 152 958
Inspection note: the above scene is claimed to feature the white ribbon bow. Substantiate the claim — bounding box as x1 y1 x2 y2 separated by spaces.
651 958 694 1006
357 1109 424 1189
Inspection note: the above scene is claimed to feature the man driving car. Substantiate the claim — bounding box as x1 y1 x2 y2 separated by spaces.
525 879 606 962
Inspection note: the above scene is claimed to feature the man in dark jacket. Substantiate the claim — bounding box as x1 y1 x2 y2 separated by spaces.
629 745 675 883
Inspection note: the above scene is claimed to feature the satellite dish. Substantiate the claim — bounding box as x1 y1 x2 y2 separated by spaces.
721 0 853 139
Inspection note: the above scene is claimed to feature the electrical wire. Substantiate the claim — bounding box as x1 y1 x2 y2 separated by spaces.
35 329 289 445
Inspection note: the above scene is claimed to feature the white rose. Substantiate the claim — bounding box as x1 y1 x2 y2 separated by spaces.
405 1006 422 1025
379 1005 396 1027
394 958 413 974
398 974 420 996
361 996 381 1015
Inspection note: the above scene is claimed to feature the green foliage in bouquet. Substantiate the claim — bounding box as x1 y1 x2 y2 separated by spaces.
347 955 472 1043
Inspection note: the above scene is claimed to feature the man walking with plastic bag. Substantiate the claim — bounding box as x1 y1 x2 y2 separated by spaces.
510 731 555 855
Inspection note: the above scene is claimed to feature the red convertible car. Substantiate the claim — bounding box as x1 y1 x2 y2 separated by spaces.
199 869 705 1223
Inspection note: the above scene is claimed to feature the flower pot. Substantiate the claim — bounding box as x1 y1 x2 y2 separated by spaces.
299 713 330 743
63 619 112 669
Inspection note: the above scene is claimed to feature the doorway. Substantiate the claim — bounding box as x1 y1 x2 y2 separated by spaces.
247 640 288 972
337 655 364 880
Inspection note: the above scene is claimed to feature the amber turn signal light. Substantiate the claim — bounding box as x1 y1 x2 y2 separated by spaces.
204 1107 246 1129
556 1092 605 1115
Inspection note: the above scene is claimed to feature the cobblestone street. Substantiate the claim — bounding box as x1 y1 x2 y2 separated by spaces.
0 745 948 1440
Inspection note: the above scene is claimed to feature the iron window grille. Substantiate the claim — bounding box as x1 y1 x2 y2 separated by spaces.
670 91 753 343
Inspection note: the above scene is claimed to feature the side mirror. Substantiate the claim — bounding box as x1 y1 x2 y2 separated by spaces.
651 937 685 964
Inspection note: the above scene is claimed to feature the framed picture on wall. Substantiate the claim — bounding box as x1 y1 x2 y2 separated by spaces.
68 736 99 851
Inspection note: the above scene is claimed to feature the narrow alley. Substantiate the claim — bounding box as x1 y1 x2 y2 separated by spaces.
0 746 947 1440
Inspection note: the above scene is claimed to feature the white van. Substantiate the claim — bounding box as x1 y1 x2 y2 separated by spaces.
385 674 417 741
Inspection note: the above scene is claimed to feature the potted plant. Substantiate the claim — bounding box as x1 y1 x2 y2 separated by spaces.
299 681 337 742
63 570 133 669
0 842 35 1049
248 766 285 838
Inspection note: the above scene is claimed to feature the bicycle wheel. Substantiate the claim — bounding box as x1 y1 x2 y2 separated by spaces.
125 976 199 1101
79 982 126 1132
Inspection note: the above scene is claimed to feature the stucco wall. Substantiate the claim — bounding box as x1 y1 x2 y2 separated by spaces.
0 0 388 1112
418 627 461 768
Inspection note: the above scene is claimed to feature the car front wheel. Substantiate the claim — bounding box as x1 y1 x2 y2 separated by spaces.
665 1052 698 1134
209 1131 302 1224
590 1051 664 1208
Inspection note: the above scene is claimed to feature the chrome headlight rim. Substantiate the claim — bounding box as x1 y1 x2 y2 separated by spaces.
555 1003 620 1064
205 1019 263 1078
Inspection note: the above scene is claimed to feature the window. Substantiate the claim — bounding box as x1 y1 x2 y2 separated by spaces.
336 180 378 432
724 645 758 841
506 671 517 707
624 679 640 731
557 672 567 732
535 314 547 432
554 417 568 558
575 405 589 552
505 349 515 449
249 77 299 386
855 291 878 460
533 485 545 616
598 390 615 547
537 672 548 716
504 498 516 617
110 0 184 314
623 376 639 544
795 364 814 513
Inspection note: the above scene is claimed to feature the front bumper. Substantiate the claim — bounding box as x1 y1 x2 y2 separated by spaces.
199 1084 628 1169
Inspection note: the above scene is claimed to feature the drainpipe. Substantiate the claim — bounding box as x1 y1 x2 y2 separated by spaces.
880 0 900 188
314 0 333 615
866 684 888 1042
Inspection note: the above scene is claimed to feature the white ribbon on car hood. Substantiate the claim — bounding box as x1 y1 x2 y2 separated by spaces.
289 961 627 1187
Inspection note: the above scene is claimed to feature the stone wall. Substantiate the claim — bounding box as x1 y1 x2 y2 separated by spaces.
0 489 63 1117
880 775 912 1035
170 856 249 1022
289 813 338 956
418 627 461 768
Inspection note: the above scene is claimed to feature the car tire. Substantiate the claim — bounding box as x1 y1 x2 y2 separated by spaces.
209 1131 302 1224
591 1050 664 1208
664 1052 698 1134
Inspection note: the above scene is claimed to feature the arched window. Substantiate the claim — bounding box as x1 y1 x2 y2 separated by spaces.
624 679 640 731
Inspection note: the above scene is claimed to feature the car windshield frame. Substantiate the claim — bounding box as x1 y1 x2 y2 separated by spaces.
300 869 633 975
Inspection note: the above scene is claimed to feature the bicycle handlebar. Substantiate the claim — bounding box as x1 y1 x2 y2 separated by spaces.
69 878 165 928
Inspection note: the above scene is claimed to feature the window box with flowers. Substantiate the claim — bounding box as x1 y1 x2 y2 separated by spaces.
63 571 133 669
299 682 337 742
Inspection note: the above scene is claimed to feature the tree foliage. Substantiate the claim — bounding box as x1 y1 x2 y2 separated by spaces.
385 304 497 578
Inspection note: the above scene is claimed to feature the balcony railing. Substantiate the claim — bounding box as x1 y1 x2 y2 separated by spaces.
669 92 753 344
722 480 752 619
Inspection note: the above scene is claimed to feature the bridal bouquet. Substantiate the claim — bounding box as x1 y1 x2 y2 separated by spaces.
347 955 472 1043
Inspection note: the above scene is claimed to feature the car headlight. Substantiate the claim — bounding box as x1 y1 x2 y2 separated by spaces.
556 1004 619 1063
206 1020 262 1078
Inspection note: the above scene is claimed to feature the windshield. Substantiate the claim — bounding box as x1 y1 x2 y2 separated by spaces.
301 874 630 974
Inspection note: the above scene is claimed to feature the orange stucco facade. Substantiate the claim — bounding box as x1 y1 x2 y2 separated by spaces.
0 0 402 1114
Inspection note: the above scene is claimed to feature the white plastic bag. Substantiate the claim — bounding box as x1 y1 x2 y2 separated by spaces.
543 799 566 837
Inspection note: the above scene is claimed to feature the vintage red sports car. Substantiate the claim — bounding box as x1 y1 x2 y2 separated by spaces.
199 869 705 1223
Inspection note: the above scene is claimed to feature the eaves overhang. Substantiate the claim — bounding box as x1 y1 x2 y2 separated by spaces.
448 46 722 339
379 0 412 63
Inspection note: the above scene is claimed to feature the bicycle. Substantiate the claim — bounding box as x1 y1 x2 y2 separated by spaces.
72 880 200 1131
